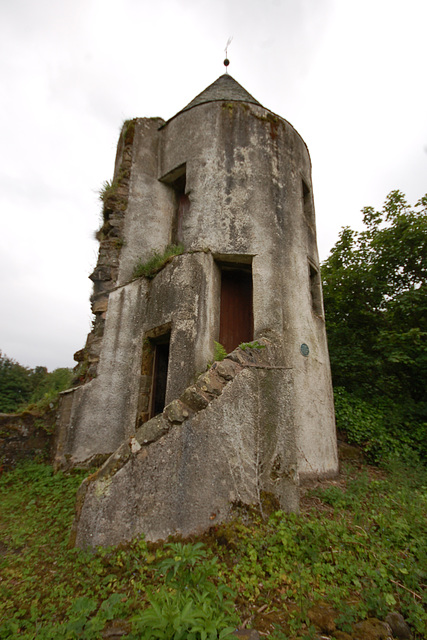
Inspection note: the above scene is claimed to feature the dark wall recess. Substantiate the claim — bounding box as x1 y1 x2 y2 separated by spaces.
149 338 170 419
309 261 323 318
136 324 172 427
160 164 189 245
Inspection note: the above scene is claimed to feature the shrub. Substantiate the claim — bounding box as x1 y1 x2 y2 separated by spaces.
334 387 426 462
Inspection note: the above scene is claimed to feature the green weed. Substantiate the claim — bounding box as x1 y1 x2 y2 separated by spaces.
239 340 266 351
98 179 117 204
214 341 227 361
1 459 426 638
133 244 185 279
128 542 238 639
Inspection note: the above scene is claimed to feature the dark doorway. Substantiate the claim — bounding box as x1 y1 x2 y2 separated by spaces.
219 269 253 354
149 338 170 419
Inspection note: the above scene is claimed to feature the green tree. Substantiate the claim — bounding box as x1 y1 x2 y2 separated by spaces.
0 352 73 413
28 367 72 404
322 191 427 457
0 352 32 412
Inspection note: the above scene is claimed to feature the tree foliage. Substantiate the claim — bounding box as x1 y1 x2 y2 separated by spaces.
322 191 427 457
0 351 73 413
0 352 32 413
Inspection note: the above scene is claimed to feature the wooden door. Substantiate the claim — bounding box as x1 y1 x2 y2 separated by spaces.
219 270 253 354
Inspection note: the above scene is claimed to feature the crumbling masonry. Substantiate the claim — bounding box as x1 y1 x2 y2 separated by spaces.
55 74 338 547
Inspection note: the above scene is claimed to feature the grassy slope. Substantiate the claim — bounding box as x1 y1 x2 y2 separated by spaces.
0 456 426 639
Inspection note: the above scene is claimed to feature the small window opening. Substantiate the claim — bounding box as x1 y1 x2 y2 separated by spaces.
302 179 314 228
309 262 323 317
175 184 190 244
149 335 170 419
160 164 190 245
219 266 253 354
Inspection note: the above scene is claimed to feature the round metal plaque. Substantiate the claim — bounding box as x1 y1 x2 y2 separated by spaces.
300 343 309 357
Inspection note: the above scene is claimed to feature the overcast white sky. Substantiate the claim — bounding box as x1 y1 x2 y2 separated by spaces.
1 0 426 371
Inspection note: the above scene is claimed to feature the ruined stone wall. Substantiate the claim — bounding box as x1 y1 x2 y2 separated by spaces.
71 341 298 547
0 411 55 470
57 93 337 487
55 252 219 469
74 119 150 383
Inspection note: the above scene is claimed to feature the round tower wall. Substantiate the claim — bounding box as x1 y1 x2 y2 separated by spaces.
156 101 337 479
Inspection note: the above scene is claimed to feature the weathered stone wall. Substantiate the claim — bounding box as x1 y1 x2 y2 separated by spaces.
71 342 298 547
74 119 157 383
55 277 149 469
57 77 338 545
57 97 337 477
55 252 221 469
115 118 170 287
0 412 55 470
157 100 336 479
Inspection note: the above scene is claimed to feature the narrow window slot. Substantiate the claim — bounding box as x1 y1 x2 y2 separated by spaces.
149 336 170 419
309 262 323 317
172 173 189 244
302 179 314 227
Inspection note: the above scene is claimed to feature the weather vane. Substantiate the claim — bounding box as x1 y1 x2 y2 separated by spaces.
224 37 233 72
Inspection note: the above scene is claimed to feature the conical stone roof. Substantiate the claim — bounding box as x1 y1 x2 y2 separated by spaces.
176 74 263 116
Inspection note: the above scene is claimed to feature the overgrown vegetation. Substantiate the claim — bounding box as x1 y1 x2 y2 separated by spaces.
210 340 266 365
1 459 426 638
98 179 118 206
0 352 72 414
322 190 427 462
334 386 426 464
1 189 426 637
128 542 238 639
133 244 185 279
122 119 136 147
239 340 266 351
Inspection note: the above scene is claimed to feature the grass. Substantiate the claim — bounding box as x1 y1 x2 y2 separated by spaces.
132 244 185 280
98 179 117 204
0 457 426 638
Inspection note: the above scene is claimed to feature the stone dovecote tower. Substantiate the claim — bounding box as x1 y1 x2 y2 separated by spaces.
56 74 338 547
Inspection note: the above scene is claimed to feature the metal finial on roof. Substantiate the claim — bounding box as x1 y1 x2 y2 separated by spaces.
224 37 232 73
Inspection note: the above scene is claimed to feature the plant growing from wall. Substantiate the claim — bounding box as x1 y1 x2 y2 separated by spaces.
98 179 118 205
98 166 130 219
206 342 227 370
213 341 227 361
122 118 136 146
133 244 185 279
239 340 265 351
